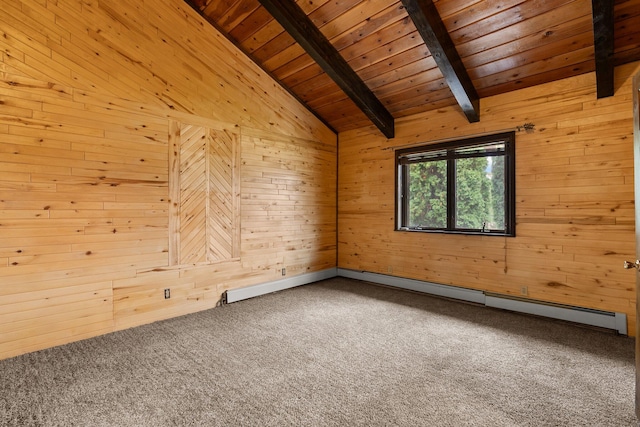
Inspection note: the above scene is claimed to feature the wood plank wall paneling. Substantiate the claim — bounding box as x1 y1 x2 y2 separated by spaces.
240 128 337 275
0 0 336 360
339 61 640 336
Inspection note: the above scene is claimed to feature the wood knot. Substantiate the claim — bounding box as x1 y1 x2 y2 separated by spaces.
547 281 568 288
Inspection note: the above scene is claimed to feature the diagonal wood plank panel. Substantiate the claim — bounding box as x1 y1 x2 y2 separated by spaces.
207 128 238 262
179 124 208 265
172 123 240 265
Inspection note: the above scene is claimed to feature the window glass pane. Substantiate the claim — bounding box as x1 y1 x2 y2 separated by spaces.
455 142 505 156
488 156 505 230
402 149 446 162
454 157 490 229
408 161 447 228
454 156 505 231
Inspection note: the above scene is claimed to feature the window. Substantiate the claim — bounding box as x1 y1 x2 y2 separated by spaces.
396 132 515 236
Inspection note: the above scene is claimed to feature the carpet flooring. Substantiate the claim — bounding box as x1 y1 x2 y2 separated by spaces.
0 277 636 426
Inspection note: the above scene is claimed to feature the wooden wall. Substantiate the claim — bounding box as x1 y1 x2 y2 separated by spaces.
339 61 640 336
0 0 336 360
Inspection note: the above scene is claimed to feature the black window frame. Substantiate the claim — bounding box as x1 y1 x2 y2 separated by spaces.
395 131 516 237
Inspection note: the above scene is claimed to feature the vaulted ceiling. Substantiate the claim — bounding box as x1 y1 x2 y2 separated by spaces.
186 0 640 138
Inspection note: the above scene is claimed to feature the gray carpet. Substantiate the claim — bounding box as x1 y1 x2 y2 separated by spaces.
0 277 636 426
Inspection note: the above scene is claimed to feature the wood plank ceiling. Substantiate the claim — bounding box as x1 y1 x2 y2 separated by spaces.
187 0 640 138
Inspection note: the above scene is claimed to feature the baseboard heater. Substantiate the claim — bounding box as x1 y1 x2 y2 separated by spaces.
223 267 627 335
224 268 338 304
484 293 627 335
337 268 627 335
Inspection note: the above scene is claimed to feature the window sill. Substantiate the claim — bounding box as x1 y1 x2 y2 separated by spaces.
396 227 514 237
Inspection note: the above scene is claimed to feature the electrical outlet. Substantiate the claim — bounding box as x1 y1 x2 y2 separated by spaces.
281 268 286 276
520 286 528 296
164 288 170 299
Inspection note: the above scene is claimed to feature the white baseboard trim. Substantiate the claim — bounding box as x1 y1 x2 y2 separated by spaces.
224 268 338 303
337 268 486 304
485 294 628 335
224 267 627 335
337 268 627 335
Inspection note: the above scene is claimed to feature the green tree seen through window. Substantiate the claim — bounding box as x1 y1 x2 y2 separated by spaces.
408 160 446 228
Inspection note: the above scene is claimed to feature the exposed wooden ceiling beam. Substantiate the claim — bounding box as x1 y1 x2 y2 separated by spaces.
401 0 480 123
257 0 395 139
591 0 615 98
